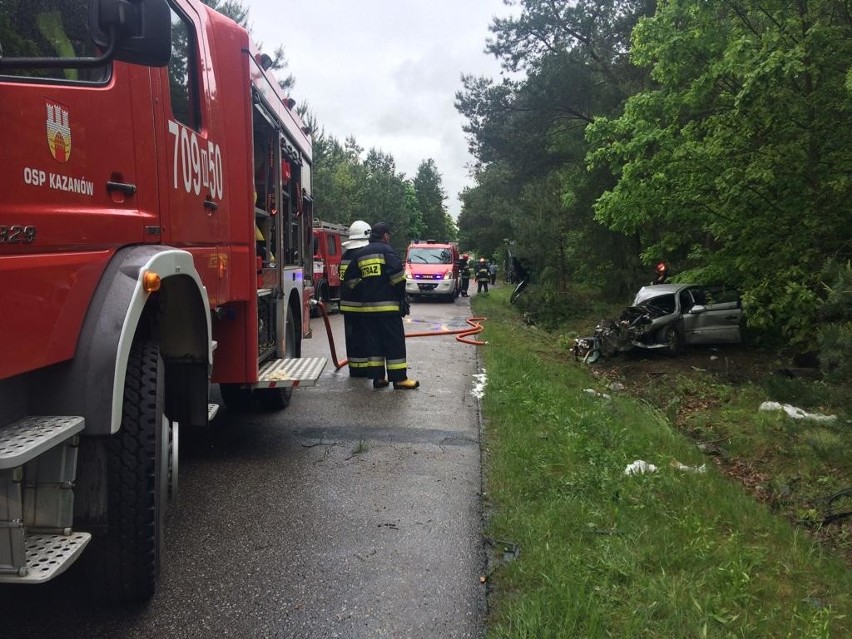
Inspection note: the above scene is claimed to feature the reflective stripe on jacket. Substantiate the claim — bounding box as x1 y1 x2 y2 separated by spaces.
341 240 404 315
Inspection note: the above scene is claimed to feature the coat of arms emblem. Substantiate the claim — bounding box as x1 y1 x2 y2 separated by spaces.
46 101 71 163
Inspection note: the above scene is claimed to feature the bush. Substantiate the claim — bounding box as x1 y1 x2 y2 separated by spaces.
818 261 852 380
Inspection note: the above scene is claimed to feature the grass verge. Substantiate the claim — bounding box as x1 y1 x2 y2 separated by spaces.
474 289 850 638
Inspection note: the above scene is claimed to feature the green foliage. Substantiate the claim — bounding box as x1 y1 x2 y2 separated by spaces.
456 1 658 302
459 0 851 345
818 261 852 379
588 0 852 343
413 159 455 242
312 134 452 251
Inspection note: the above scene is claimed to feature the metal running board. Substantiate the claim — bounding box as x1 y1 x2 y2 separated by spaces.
255 357 327 389
0 417 85 470
0 532 91 583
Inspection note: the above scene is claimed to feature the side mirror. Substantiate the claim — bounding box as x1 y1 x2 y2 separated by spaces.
90 0 171 67
688 304 707 314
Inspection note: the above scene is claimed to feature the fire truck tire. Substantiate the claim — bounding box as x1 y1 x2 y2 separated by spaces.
98 339 166 603
220 383 254 410
255 305 297 410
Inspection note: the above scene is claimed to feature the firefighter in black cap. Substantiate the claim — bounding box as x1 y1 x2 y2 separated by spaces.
342 222 419 389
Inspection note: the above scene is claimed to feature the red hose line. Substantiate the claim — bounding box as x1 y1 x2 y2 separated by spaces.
315 301 487 370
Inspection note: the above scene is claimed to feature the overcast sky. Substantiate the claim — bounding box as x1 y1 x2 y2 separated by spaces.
248 0 516 220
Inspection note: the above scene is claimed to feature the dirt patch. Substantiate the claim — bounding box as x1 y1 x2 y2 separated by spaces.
581 344 851 564
587 343 777 388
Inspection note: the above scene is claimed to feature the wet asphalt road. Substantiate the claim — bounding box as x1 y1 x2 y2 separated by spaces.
0 294 487 639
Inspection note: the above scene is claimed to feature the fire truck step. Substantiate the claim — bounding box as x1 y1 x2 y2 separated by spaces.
208 403 220 422
0 532 91 583
0 417 85 470
256 357 327 389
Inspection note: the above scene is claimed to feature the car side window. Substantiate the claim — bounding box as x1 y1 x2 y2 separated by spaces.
703 287 740 310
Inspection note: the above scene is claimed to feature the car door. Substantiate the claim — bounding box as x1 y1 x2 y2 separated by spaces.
682 286 742 344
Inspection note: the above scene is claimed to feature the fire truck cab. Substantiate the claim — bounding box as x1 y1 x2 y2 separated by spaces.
312 220 347 311
0 0 325 603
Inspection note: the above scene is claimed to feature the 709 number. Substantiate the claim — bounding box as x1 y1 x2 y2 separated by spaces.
168 120 224 200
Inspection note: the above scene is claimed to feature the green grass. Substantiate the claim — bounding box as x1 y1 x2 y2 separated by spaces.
474 289 850 638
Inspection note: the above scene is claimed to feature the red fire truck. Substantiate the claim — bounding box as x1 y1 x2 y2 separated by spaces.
312 220 347 311
0 0 326 602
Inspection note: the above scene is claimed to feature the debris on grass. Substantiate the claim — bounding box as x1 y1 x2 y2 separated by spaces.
624 460 658 475
759 401 837 423
471 369 487 399
671 460 707 473
584 388 611 400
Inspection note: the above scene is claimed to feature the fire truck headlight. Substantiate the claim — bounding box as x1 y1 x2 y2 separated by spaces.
143 271 162 293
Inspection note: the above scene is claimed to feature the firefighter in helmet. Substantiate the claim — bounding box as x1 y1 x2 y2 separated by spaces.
339 221 372 378
476 257 490 294
459 254 471 297
342 222 419 390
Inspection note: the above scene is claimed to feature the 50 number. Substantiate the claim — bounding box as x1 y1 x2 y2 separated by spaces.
168 120 224 200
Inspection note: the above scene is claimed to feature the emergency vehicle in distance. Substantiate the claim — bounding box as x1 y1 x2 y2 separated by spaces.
312 220 347 312
405 240 462 302
0 0 326 603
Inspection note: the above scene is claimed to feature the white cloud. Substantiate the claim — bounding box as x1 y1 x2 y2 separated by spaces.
248 0 513 218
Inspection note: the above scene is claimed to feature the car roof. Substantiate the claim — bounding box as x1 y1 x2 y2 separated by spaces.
633 283 694 304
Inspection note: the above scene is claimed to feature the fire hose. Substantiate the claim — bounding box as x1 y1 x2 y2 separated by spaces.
313 301 487 370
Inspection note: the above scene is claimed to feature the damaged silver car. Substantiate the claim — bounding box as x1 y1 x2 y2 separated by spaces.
574 284 743 362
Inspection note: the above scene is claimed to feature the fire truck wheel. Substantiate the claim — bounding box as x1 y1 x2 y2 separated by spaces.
220 383 254 410
255 305 297 410
98 339 166 603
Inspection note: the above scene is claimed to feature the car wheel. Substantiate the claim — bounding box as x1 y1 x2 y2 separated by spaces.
664 325 682 355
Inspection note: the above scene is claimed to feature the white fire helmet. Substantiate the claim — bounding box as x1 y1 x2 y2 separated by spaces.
342 220 371 250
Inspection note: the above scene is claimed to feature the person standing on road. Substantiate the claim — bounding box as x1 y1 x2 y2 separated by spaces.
488 261 498 285
339 221 372 378
343 222 419 390
476 257 490 294
459 254 471 297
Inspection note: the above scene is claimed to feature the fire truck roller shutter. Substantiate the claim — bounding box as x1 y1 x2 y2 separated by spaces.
40 246 211 436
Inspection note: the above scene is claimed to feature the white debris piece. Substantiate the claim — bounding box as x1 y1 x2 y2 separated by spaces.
584 388 611 400
624 460 658 475
671 461 707 473
471 370 487 399
759 401 837 423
